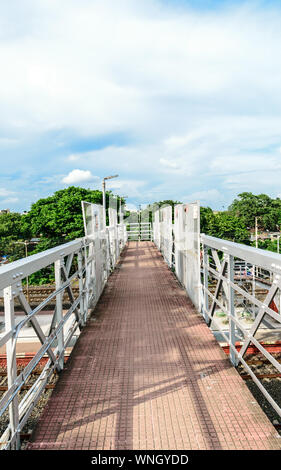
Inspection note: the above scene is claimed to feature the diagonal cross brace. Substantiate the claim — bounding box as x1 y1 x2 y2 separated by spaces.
60 260 83 330
17 292 58 369
238 275 281 360
207 258 228 327
211 249 228 297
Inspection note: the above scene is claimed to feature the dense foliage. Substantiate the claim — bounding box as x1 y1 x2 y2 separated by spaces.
21 186 106 242
0 212 32 261
229 192 281 231
1 189 281 284
200 207 250 244
0 186 123 278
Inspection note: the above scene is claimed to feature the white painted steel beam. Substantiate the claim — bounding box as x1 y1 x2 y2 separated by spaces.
0 239 83 292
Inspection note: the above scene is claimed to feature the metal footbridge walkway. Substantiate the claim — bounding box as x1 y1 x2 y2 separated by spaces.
1 201 281 450
27 242 281 450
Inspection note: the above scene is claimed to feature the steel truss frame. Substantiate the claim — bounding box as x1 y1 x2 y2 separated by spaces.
126 222 152 241
201 234 281 419
0 224 126 450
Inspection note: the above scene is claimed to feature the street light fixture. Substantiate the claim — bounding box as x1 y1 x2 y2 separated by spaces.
102 175 119 228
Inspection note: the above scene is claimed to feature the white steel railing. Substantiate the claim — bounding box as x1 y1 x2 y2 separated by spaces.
126 222 152 241
201 234 281 419
153 201 281 420
153 202 201 311
0 224 126 450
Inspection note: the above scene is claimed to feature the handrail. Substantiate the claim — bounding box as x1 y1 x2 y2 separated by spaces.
200 233 281 420
153 203 281 424
201 234 281 275
0 239 83 292
0 223 127 450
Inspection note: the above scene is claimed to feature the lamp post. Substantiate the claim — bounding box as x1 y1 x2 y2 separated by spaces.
102 175 119 228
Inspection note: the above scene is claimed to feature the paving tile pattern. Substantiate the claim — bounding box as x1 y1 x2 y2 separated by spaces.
27 242 281 450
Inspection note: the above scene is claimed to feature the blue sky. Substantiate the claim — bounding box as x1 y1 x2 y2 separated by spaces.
1 0 281 213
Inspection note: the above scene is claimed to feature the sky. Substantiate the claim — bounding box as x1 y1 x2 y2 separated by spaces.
1 0 281 213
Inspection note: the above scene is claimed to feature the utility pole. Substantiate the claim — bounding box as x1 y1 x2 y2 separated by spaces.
255 216 258 248
253 216 259 303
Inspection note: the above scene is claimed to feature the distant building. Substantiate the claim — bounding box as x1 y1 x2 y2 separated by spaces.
0 209 10 214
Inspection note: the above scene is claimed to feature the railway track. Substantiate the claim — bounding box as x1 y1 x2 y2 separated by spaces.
0 364 59 446
221 341 281 355
0 285 79 310
0 370 57 392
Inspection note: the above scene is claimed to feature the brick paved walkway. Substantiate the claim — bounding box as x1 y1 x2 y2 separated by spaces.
27 242 281 450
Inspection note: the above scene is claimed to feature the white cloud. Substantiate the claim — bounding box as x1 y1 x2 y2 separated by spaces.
0 188 16 197
125 203 138 212
0 188 19 207
182 189 222 204
2 1 281 210
1 197 19 204
61 169 98 185
159 158 180 170
1 1 281 141
106 178 147 198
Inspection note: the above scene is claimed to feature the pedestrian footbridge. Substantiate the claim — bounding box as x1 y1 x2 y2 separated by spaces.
0 202 281 450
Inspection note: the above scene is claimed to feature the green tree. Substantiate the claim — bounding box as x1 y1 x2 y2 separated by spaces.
18 186 124 284
0 212 33 260
0 237 25 260
200 207 250 243
229 192 281 231
0 212 25 239
21 186 115 242
200 206 213 234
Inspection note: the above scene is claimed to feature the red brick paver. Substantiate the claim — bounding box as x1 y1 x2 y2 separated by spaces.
27 242 281 450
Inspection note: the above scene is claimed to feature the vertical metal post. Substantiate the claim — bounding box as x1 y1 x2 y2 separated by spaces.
102 179 106 229
83 243 90 314
227 254 236 366
55 259 64 370
203 245 209 323
78 250 86 325
4 286 20 449
24 241 30 303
